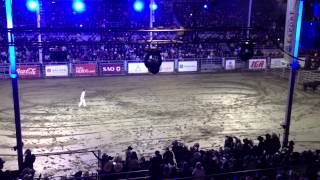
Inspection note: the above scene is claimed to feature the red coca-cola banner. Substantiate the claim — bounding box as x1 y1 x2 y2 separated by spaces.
75 64 97 76
17 65 41 78
101 64 123 75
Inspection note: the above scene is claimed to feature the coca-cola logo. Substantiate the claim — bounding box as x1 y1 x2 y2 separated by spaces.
17 68 36 75
17 67 38 76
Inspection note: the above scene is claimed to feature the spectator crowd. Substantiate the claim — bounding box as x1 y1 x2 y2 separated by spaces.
0 0 287 64
1 133 319 180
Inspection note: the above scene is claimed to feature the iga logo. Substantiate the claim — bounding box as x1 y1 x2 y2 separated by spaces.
250 61 265 68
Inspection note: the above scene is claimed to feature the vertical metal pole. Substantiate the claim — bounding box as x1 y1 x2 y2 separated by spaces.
283 0 304 148
5 0 24 171
37 5 43 64
246 0 253 38
149 0 155 42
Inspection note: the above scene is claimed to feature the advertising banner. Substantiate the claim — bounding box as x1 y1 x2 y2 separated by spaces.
249 59 267 70
101 63 123 75
271 58 288 68
284 0 300 63
128 63 148 74
45 65 68 77
159 62 174 73
75 64 97 76
17 65 41 78
178 61 198 72
0 65 9 79
225 60 236 70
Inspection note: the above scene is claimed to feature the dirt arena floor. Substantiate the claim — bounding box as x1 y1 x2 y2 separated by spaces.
0 72 319 177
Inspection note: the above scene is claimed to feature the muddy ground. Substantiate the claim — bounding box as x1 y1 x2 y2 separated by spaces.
0 72 319 177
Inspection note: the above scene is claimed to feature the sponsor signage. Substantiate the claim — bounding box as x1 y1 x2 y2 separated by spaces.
271 58 288 68
17 65 41 78
75 64 97 76
45 65 68 77
225 60 236 70
128 63 148 74
178 61 198 72
249 59 266 70
101 63 123 75
284 0 299 63
159 62 174 73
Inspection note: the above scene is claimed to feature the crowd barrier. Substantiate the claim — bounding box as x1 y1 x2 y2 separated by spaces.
0 57 317 82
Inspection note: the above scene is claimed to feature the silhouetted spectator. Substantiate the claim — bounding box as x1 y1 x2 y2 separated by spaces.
125 146 133 163
74 171 82 180
257 136 265 155
149 151 163 180
23 149 36 170
265 134 272 155
288 140 295 154
270 133 281 154
163 147 176 166
192 162 205 180
0 158 12 180
128 151 140 171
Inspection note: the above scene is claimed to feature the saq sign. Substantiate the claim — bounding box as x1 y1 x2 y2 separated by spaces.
101 64 123 75
17 65 40 78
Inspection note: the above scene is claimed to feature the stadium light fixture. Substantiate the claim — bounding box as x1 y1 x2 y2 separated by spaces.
26 0 39 12
150 2 158 11
72 0 86 13
134 0 145 12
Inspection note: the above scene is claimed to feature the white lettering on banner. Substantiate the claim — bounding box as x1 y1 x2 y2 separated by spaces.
76 67 96 73
17 68 37 75
178 61 198 72
284 0 299 63
128 63 148 74
45 65 68 77
249 59 267 70
102 67 121 72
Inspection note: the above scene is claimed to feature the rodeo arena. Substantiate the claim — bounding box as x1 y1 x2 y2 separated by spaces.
1 0 320 179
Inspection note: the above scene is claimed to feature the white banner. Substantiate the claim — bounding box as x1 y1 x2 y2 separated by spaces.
178 61 198 72
160 62 174 73
249 59 267 70
271 58 288 68
225 60 236 70
284 0 300 63
128 63 148 74
45 65 69 77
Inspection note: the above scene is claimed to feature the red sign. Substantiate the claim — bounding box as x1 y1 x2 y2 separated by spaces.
249 59 266 70
75 64 97 76
17 65 41 78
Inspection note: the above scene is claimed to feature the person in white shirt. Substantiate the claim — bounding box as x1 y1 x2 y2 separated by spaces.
78 89 86 107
